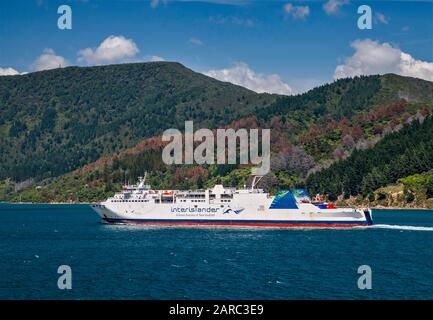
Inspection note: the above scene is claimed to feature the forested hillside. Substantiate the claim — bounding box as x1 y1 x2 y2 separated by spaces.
0 62 274 181
1 62 433 204
306 114 433 199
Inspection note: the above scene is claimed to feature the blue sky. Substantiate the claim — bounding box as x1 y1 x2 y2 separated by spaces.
0 0 432 94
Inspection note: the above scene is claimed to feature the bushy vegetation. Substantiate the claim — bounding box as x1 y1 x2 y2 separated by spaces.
256 75 382 122
400 173 433 200
306 115 433 198
333 171 433 209
0 179 14 200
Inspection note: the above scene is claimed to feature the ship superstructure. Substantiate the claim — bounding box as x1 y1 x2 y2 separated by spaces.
91 175 373 228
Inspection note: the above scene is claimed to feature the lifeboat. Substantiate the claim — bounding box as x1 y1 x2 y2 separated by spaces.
161 191 174 197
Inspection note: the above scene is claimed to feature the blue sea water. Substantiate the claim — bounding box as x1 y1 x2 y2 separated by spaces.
0 204 433 300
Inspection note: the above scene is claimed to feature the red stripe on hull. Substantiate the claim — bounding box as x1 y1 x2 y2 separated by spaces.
105 220 366 228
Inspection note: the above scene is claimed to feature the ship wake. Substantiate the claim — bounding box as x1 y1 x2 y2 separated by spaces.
367 224 433 231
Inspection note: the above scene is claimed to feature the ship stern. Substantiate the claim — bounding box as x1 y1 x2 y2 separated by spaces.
364 208 374 225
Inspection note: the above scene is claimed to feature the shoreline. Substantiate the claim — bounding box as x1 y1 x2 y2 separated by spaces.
1 201 95 205
372 207 433 211
1 201 432 210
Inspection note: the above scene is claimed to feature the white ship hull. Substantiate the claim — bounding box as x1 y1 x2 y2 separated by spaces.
91 194 373 228
90 176 373 228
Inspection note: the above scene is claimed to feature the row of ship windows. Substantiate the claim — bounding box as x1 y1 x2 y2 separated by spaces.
179 199 232 203
112 200 150 202
112 199 232 203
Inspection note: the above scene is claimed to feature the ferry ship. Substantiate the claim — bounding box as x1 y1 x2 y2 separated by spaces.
91 175 373 228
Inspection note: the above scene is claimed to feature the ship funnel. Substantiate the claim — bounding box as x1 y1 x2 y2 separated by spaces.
212 184 225 194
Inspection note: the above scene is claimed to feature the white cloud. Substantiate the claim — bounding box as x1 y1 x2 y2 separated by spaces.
204 63 293 95
323 0 350 16
189 37 204 46
284 3 310 19
209 15 255 28
32 48 69 71
375 12 389 25
77 35 139 65
0 67 20 76
144 55 165 62
334 39 433 81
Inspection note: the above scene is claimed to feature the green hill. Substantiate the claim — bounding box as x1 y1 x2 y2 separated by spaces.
306 114 433 202
0 62 274 181
1 62 433 204
256 73 433 122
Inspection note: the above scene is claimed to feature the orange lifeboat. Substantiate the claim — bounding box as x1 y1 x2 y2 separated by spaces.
161 191 174 197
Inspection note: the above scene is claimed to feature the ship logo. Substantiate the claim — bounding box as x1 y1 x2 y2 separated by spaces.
269 190 298 209
223 207 244 214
